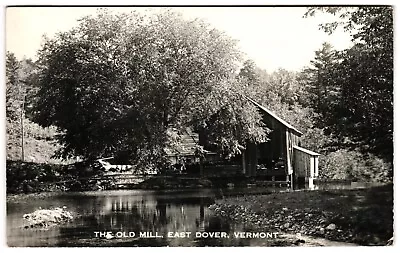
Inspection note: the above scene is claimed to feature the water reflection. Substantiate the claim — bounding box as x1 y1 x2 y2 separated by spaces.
8 190 245 247
7 183 378 247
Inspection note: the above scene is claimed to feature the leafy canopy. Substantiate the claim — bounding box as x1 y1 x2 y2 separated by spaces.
304 7 393 161
32 9 267 165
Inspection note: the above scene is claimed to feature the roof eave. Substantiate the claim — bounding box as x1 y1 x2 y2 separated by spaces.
245 96 303 136
293 145 321 156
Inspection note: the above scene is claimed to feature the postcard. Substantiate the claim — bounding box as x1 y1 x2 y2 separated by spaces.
4 5 394 248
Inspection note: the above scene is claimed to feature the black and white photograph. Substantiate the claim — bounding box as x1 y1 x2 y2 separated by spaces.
3 4 394 247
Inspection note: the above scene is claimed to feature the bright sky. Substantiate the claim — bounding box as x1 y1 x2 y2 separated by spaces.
6 6 353 72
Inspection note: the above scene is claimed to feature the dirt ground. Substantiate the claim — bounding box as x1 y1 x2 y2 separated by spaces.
210 184 393 246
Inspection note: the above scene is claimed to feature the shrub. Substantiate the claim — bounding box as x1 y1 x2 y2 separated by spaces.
319 149 392 182
6 160 107 193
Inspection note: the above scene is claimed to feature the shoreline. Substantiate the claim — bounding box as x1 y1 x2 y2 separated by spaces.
6 184 393 246
209 184 393 246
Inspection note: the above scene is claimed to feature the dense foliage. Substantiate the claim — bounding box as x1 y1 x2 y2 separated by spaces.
231 7 393 181
32 9 267 166
6 52 21 121
320 149 391 182
6 160 111 193
304 6 393 162
6 7 393 183
6 52 62 163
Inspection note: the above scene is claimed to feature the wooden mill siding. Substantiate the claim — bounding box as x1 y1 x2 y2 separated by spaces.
245 97 320 188
162 96 321 189
293 145 320 188
285 129 301 175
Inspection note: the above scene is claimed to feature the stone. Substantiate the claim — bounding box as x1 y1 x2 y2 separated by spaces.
294 239 306 245
326 223 336 230
23 207 73 228
372 236 381 244
284 222 291 228
319 218 327 224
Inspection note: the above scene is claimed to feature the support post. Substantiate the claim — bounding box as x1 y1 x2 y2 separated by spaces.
242 152 246 175
288 174 293 190
308 177 314 189
199 158 204 178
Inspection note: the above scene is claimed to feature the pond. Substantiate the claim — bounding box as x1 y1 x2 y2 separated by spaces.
7 188 283 247
7 182 381 247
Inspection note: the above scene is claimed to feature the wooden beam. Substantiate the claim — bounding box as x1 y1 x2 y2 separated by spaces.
242 152 246 174
286 130 293 175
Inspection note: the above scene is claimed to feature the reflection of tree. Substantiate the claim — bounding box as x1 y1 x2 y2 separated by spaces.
73 194 212 234
54 192 242 246
195 198 206 231
156 202 167 225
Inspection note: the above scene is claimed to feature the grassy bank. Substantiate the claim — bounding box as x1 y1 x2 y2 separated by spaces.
209 184 393 246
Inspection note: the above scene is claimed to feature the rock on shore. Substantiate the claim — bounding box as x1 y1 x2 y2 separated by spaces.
209 201 387 245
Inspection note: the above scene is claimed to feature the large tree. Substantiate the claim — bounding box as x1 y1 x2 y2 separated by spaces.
305 7 393 161
6 52 23 160
32 9 267 166
302 42 339 118
6 52 21 121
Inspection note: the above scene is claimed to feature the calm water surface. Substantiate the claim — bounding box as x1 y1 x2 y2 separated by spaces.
7 189 271 247
7 182 379 247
